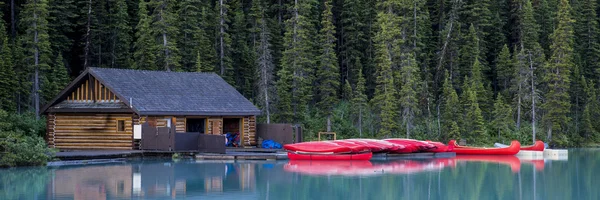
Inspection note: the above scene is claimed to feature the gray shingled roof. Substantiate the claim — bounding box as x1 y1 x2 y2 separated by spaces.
88 67 261 116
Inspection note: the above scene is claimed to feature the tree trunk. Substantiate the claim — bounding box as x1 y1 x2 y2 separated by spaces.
437 102 441 137
516 83 522 129
34 9 40 119
406 120 410 139
11 0 15 40
327 115 331 132
219 0 225 75
530 52 536 144
83 0 92 69
359 107 363 137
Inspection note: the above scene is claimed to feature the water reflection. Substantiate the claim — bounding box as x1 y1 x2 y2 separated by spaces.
1 149 599 200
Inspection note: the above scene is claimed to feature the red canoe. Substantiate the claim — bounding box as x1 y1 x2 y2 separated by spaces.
521 140 545 151
448 140 521 155
384 139 434 153
346 139 404 153
287 152 373 160
342 139 385 152
284 141 352 154
327 140 371 153
423 141 454 153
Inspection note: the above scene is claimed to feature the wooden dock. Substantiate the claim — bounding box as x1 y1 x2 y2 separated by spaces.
54 149 456 162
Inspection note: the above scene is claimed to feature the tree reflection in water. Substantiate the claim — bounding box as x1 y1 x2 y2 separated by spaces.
0 149 599 200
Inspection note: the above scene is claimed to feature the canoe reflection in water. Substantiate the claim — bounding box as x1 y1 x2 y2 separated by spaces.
284 159 456 176
284 155 546 176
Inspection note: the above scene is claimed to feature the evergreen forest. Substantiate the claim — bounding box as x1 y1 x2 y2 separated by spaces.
1 0 600 147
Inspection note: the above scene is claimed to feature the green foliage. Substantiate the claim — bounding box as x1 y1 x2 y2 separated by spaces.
0 109 53 167
399 53 421 138
148 0 180 71
442 71 461 142
275 0 317 123
133 1 157 70
543 0 574 144
108 0 133 68
316 0 340 117
491 94 514 141
464 90 487 144
496 44 513 92
41 54 69 105
0 0 599 147
0 36 16 112
48 0 76 58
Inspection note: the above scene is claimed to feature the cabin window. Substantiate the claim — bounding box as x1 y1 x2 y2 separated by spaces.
186 118 206 133
117 120 125 132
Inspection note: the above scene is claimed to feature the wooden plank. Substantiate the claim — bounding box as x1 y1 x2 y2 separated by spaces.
55 133 132 137
54 139 132 143
55 146 132 150
55 143 133 147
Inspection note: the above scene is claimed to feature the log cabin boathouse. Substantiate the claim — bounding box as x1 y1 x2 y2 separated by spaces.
41 67 261 150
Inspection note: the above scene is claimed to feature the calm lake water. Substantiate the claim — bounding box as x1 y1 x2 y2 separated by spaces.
0 149 598 200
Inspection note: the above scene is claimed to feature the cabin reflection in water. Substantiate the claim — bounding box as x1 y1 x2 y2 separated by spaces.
48 161 257 199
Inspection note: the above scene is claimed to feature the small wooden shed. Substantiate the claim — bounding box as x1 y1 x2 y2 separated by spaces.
41 67 261 150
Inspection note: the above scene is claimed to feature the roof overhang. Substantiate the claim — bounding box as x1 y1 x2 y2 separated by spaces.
138 111 261 116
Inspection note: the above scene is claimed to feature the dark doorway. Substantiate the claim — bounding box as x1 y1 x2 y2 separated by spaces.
186 118 206 133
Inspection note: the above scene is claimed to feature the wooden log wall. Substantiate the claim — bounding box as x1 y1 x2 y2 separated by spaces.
66 78 120 103
51 114 133 149
46 114 56 148
142 116 185 132
242 116 257 146
207 118 223 135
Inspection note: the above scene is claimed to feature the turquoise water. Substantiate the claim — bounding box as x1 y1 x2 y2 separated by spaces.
0 149 598 200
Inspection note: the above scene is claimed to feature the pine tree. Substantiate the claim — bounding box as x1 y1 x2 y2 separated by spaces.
134 1 157 70
108 0 133 68
340 0 367 87
178 0 204 71
48 0 76 60
351 67 368 137
519 0 540 51
316 0 340 132
464 90 487 144
458 24 484 83
342 80 352 101
42 53 69 104
573 0 600 80
149 0 180 71
196 1 217 72
496 44 513 93
0 35 16 112
372 0 402 138
230 0 255 97
253 0 274 123
469 57 491 114
399 53 420 138
20 0 52 118
534 0 554 56
582 80 599 141
216 0 233 80
543 0 573 144
442 71 461 141
491 93 514 141
276 0 317 123
460 0 492 64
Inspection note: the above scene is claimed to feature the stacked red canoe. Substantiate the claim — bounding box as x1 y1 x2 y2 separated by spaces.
284 138 453 160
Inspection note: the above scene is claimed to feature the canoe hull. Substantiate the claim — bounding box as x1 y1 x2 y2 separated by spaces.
284 142 352 153
449 140 521 155
287 152 373 160
521 140 545 151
